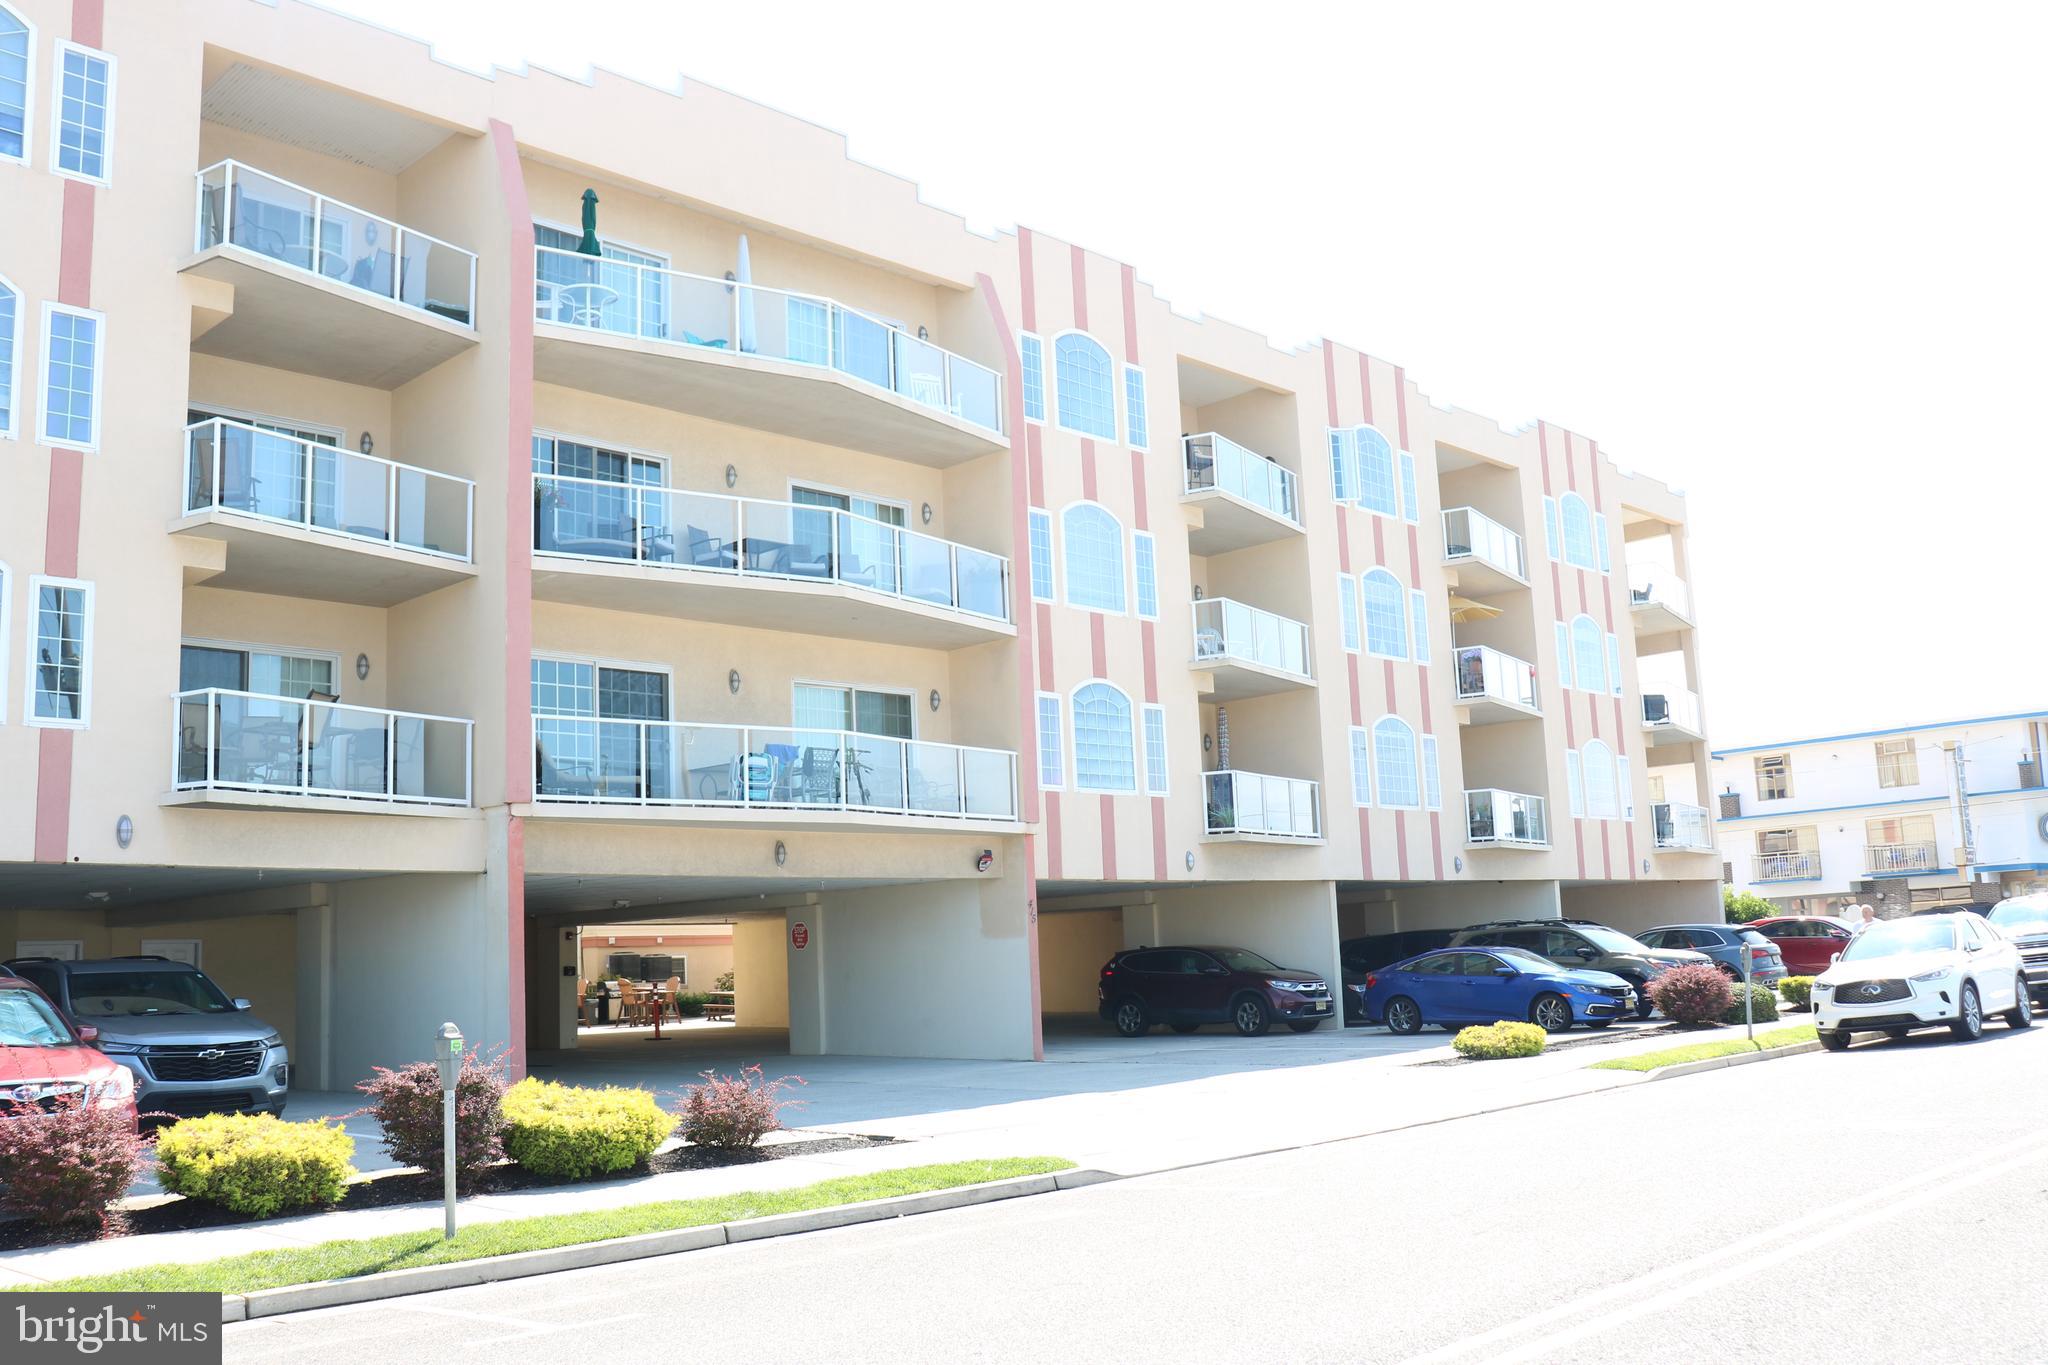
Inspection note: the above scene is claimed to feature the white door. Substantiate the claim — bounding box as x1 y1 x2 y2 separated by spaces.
15 940 84 960
142 939 204 967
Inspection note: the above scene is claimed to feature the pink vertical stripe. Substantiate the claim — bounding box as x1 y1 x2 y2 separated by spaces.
1600 822 1613 880
1079 439 1097 502
1381 658 1396 717
43 452 82 578
1537 421 1555 497
1099 795 1118 881
1035 603 1056 692
1139 622 1159 705
58 181 94 306
1026 426 1045 506
1588 438 1604 507
1358 354 1374 426
1625 827 1638 881
1573 822 1586 880
1129 450 1149 532
1371 517 1386 568
33 733 74 863
1321 342 1340 426
1044 792 1064 879
1427 811 1444 881
1394 810 1410 880
1345 654 1363 726
1150 800 1168 882
1023 845 1044 1059
1393 366 1409 448
1089 613 1107 679
1563 429 1578 493
1358 808 1374 880
1335 512 1351 574
1119 264 1140 362
71 0 103 47
1018 228 1038 334
1069 245 1088 331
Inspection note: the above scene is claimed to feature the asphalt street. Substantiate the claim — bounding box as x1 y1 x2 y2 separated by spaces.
225 1020 2048 1364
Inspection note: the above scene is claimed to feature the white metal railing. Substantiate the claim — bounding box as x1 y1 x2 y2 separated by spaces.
532 473 1010 623
1182 433 1300 524
1654 801 1713 850
1442 507 1527 582
173 688 473 806
1643 689 1703 733
1465 789 1550 847
1629 568 1692 619
1190 598 1312 679
184 418 474 562
1454 644 1540 713
532 717 1018 821
1203 770 1321 839
194 160 477 327
531 245 1002 435
1753 850 1821 882
1867 842 1939 874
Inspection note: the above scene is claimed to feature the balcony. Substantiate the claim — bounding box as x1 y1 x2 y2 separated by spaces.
1629 570 1694 634
173 419 476 606
530 247 1003 468
1867 842 1941 876
530 718 1019 831
1189 598 1314 701
1441 507 1528 594
1453 644 1541 724
529 475 1012 649
1465 789 1550 848
183 161 478 388
1202 770 1322 842
168 689 472 812
1753 851 1821 882
1653 801 1714 851
1642 689 1705 746
1181 433 1302 553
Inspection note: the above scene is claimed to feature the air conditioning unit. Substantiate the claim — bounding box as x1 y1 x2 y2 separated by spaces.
2020 756 2042 790
1953 846 1973 868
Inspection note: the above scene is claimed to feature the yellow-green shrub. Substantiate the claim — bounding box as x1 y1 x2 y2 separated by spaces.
1453 1021 1547 1059
154 1113 355 1217
501 1078 673 1179
1778 976 1815 1009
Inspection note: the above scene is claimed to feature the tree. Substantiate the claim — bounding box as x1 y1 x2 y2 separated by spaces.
1723 887 1777 923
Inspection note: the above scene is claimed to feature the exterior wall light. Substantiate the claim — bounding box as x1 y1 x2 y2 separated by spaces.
729 669 742 694
115 815 133 849
921 502 933 525
359 432 374 456
917 325 929 340
1454 855 1465 873
929 689 941 712
976 850 993 872
774 841 788 867
356 654 370 681
725 464 738 488
1184 850 1195 871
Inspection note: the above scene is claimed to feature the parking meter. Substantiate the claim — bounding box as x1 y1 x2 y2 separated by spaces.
437 1022 462 1239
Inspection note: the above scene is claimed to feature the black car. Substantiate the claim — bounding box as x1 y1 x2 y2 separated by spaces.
1098 946 1333 1037
1339 931 1455 1023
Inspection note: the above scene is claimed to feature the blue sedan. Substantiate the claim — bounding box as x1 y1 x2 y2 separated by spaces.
1363 946 1638 1034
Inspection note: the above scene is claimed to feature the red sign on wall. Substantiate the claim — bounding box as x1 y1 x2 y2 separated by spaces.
791 922 810 950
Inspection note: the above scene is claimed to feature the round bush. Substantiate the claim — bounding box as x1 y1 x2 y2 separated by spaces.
1648 963 1734 1025
155 1113 355 1218
1778 976 1815 1010
501 1078 673 1179
1453 1021 1547 1059
0 1094 153 1230
1721 981 1780 1025
672 992 709 1019
677 1065 804 1150
354 1047 507 1193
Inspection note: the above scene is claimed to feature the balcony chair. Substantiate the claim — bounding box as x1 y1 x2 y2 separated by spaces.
684 526 737 570
731 752 777 804
664 975 683 1022
1194 627 1225 660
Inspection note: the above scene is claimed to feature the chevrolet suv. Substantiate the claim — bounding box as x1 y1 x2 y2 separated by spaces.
1448 919 1711 1018
5 957 290 1120
1098 945 1334 1036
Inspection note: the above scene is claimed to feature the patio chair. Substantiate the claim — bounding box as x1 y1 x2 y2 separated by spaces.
685 525 737 569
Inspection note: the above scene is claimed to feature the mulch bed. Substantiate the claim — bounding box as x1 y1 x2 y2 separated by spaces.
0 1133 897 1254
1412 1020 1692 1067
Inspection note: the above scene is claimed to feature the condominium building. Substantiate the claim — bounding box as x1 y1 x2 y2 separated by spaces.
1712 713 2048 917
0 0 1721 1081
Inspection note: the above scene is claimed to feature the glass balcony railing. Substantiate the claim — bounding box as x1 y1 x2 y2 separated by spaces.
1203 770 1321 839
1867 842 1939 874
532 246 1002 435
1454 644 1539 712
1754 851 1821 882
185 418 474 562
1643 689 1703 733
194 160 477 326
1182 433 1299 524
532 717 1017 821
1629 569 1692 619
1465 789 1549 847
173 688 473 805
1190 598 1312 679
532 473 1010 623
1442 507 1527 582
1654 801 1713 850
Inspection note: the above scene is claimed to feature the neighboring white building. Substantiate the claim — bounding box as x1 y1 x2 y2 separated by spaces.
1711 712 2048 916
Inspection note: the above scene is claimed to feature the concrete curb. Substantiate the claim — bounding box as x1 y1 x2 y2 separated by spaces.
1640 1040 1822 1081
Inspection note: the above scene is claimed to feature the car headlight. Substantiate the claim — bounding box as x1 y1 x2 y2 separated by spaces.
96 1041 142 1055
1813 982 1833 994
95 1068 134 1109
258 1033 284 1049
1909 968 1952 982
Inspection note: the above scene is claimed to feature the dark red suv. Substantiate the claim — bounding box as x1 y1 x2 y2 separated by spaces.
1098 945 1333 1037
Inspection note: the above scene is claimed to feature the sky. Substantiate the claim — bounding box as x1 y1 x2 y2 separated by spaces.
315 0 2048 748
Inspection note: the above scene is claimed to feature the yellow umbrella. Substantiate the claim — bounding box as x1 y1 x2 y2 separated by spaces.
1447 594 1502 624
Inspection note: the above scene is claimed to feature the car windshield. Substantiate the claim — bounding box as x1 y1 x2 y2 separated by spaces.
1209 948 1282 973
66 970 235 1017
0 988 76 1046
1841 920 1955 961
1495 948 1556 971
1990 901 2048 935
1579 927 1649 954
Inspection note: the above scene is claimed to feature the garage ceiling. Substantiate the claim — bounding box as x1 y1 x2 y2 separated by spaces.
0 864 383 913
523 874 933 918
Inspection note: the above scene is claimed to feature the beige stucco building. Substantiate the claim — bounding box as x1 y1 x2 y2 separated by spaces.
0 0 1721 1083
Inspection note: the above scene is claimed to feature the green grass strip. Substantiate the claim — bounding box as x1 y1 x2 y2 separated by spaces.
33 1157 1074 1295
1588 1023 1817 1073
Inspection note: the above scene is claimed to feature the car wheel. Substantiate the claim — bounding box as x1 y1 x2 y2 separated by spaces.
1169 1023 1200 1034
1529 992 1573 1033
1884 1027 1911 1041
1232 994 1272 1037
1627 979 1655 1019
1113 999 1150 1038
1950 982 1983 1041
1384 996 1423 1035
1286 1020 1320 1034
1818 1028 1851 1052
2007 977 2033 1029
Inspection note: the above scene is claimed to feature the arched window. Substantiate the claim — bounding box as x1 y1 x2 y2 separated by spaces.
0 272 18 436
1560 492 1596 569
1361 568 1408 659
1373 716 1419 808
1583 739 1618 819
1061 503 1126 612
1570 615 1605 693
0 5 31 166
1356 425 1399 516
1053 333 1116 439
1072 682 1136 791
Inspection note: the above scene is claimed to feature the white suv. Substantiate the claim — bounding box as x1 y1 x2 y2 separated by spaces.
1814 912 2032 1050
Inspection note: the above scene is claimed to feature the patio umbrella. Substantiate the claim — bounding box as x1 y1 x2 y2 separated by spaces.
577 188 602 256
736 233 758 354
1447 593 1503 624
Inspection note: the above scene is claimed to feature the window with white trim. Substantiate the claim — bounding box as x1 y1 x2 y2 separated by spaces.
1356 425 1399 516
1605 633 1623 698
1053 333 1116 439
40 303 101 450
1398 450 1419 522
1019 333 1045 422
1027 508 1054 602
1337 576 1360 651
1133 531 1158 619
0 272 17 437
1542 496 1560 561
1142 703 1167 794
1361 568 1408 660
1755 753 1791 802
1036 692 1064 789
1122 365 1148 449
1559 492 1596 569
1349 727 1372 806
1072 681 1136 791
27 576 90 726
1420 734 1441 810
51 43 111 184
1553 621 1571 690
1329 429 1357 502
1617 753 1633 819
1373 716 1419 808
1571 615 1605 694
1593 512 1611 572
0 5 30 166
1566 750 1584 817
1409 590 1430 664
1583 740 1618 819
1061 503 1126 613
1875 737 1918 788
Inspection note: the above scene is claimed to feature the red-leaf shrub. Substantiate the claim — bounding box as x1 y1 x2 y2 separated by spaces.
676 1065 804 1150
353 1046 507 1192
0 1095 152 1231
1648 963 1734 1026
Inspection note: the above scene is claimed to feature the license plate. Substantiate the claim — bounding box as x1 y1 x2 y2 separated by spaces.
1311 1001 1330 1012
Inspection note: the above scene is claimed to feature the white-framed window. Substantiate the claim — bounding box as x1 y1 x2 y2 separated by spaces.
1875 737 1919 788
1583 740 1618 819
0 270 17 438
1053 332 1116 439
1398 450 1419 523
1755 752 1791 802
1593 512 1611 572
1027 508 1054 602
1420 734 1441 811
1349 727 1373 806
1019 332 1045 423
1605 633 1623 698
27 575 91 727
1035 691 1064 789
1361 568 1408 660
1373 715 1419 809
1329 429 1357 503
1409 590 1430 664
1571 615 1605 694
1559 491 1596 569
1566 749 1584 817
1122 364 1148 449
1617 753 1633 819
1133 531 1158 620
50 42 112 185
1061 502 1126 613
1542 496 1560 561
1553 621 1571 690
39 302 102 450
1142 703 1167 794
1337 575 1360 652
0 4 32 167
1356 425 1399 517
1072 681 1136 792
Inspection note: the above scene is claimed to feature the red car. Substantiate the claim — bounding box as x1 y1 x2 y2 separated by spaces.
0 971 137 1124
1746 916 1856 976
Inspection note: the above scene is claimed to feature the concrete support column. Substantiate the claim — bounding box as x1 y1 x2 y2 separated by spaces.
785 907 827 1055
293 903 334 1092
733 917 791 1028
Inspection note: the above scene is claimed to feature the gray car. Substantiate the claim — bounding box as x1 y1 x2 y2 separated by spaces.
4 957 290 1119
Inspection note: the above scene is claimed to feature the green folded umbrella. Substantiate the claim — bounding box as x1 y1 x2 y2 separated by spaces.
578 188 602 256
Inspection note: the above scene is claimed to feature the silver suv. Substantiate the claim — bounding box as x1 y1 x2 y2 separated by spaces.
4 957 290 1119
